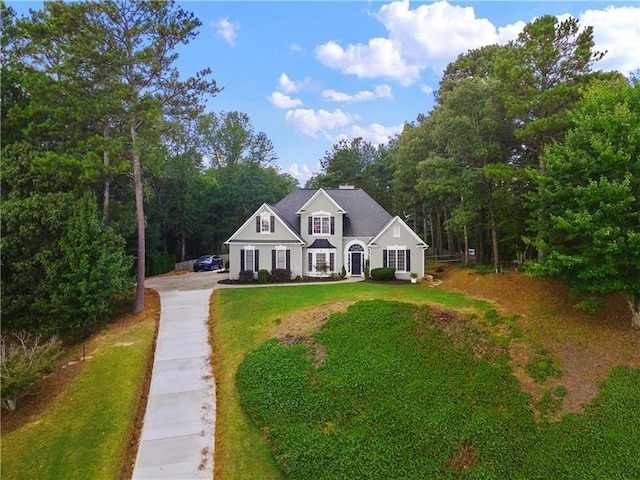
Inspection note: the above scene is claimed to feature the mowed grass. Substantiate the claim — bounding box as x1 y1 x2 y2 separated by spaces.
236 300 640 479
1 321 155 480
210 282 491 480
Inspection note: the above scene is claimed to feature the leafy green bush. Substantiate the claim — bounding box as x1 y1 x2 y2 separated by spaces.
340 265 346 278
238 270 255 283
1 331 62 411
370 267 396 281
270 269 292 283
257 269 269 284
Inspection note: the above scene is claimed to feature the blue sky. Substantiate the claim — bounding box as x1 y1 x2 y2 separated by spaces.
10 1 640 184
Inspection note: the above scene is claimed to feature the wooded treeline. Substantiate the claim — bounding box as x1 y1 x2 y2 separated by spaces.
1 2 638 331
1 1 297 335
308 16 639 326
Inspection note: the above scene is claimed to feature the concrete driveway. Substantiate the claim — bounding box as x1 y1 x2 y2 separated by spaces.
132 270 227 479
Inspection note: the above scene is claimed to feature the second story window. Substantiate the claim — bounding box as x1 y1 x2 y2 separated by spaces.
313 215 330 234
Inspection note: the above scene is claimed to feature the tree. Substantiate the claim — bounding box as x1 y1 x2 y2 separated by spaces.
200 111 277 167
531 80 640 328
96 0 220 312
497 15 605 170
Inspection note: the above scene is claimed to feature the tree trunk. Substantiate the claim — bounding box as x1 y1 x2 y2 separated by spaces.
102 121 110 224
181 234 186 262
488 200 500 273
463 224 469 263
629 294 640 329
131 122 145 314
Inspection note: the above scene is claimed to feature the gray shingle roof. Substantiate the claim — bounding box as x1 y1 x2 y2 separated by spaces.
273 188 392 238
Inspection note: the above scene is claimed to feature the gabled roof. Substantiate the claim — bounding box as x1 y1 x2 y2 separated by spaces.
274 188 392 238
225 203 304 244
369 215 429 248
296 188 346 214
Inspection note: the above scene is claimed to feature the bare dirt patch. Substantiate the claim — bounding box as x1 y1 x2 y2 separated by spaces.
270 301 355 341
435 265 640 417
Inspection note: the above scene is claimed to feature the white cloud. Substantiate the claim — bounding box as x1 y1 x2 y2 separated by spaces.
316 38 421 86
316 0 524 84
580 6 640 75
268 91 303 109
420 84 433 95
348 122 405 145
289 163 315 183
277 73 317 94
322 84 393 103
289 43 303 53
212 17 239 46
285 108 358 138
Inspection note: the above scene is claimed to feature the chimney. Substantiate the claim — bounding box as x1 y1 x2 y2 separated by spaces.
339 184 355 189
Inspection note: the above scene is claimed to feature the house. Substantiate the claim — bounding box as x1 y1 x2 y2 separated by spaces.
225 186 428 281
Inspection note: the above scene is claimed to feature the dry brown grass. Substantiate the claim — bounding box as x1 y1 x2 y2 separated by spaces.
437 265 640 416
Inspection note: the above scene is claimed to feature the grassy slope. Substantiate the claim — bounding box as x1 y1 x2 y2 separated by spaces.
236 300 640 478
1 321 155 480
211 282 491 480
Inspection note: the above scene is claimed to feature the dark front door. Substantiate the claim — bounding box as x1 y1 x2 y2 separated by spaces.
351 253 362 276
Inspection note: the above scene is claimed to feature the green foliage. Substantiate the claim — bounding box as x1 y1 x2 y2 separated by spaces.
340 265 347 278
146 252 176 277
257 269 269 284
239 270 255 283
531 81 640 325
363 258 370 278
270 269 291 283
236 300 640 479
525 349 562 383
0 331 62 411
370 267 396 281
39 193 132 336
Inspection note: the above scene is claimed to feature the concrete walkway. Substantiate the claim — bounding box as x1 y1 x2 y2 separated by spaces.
132 271 363 479
132 272 223 479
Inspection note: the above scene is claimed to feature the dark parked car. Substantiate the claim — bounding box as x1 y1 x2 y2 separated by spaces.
193 255 224 272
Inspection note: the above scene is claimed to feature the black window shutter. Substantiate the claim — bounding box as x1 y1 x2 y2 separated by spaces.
406 249 411 271
330 216 335 235
240 249 245 271
272 250 276 270
254 250 259 272
308 216 313 235
330 252 335 271
270 215 275 232
286 250 291 270
256 216 260 232
383 249 388 268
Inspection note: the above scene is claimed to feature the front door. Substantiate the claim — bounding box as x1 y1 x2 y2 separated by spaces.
351 252 362 276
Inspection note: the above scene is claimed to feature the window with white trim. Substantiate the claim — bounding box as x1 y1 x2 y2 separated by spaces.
275 248 287 269
313 215 330 235
308 250 335 274
387 248 407 272
245 248 255 271
260 214 271 233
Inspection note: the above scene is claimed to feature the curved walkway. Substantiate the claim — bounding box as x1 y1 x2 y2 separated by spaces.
132 271 224 479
